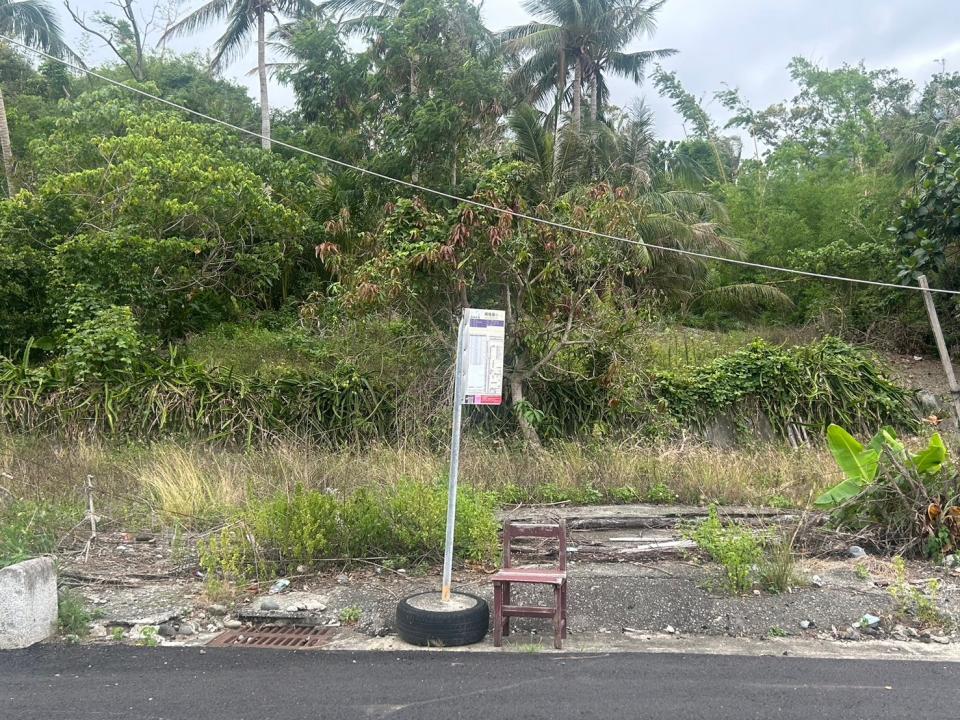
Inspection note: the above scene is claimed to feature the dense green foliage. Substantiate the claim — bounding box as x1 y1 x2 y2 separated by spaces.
2 0 956 448
199 480 499 578
815 425 959 558
0 351 391 445
0 335 914 445
651 338 917 438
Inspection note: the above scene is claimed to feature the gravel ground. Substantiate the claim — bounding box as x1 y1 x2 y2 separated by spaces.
56 508 960 651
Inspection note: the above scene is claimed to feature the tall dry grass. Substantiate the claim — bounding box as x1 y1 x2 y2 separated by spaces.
0 433 840 527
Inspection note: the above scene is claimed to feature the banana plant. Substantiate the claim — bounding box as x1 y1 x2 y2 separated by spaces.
814 424 946 508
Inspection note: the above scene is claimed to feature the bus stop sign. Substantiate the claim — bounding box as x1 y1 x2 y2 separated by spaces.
461 308 505 405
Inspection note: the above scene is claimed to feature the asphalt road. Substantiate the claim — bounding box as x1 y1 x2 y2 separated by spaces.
1 646 958 720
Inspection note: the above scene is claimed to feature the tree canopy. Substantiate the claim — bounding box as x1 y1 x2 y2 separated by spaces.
0 0 957 444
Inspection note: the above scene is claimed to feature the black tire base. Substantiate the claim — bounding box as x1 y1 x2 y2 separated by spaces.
396 591 490 647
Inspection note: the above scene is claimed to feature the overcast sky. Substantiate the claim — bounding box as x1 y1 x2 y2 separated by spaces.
60 0 960 140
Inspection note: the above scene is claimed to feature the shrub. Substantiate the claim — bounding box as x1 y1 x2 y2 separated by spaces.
199 479 498 580
645 481 677 504
339 606 361 624
815 425 960 557
651 338 917 440
60 305 143 381
0 353 392 446
689 506 764 594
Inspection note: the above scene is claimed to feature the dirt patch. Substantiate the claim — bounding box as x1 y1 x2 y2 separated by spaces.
885 354 952 396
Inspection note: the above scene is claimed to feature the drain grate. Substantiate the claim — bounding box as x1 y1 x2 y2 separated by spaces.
208 625 337 650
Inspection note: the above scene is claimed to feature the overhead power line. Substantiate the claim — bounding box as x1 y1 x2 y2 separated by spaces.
4 34 959 296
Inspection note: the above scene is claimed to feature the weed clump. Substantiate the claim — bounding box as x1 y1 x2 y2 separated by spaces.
0 500 81 569
58 588 94 638
888 556 948 629
199 479 498 581
688 507 801 594
689 507 763 594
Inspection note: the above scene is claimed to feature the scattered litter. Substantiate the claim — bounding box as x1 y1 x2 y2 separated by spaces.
859 614 881 628
849 546 867 559
799 620 814 630
664 625 676 635
810 575 823 588
269 579 290 594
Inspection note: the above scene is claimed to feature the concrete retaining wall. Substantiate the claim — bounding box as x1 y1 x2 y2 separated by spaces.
0 557 58 650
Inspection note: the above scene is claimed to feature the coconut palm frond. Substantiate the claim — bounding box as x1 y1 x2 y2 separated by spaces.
209 0 256 68
497 21 559 45
0 0 63 51
606 47 676 84
634 213 692 244
318 0 400 19
509 49 562 104
161 0 232 41
278 0 322 19
661 190 728 220
694 283 795 313
553 122 587 190
687 222 743 257
510 105 549 166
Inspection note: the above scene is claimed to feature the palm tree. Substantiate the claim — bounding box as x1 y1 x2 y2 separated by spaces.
0 0 68 196
317 0 402 34
163 0 315 151
501 0 674 136
508 104 586 200
581 1 675 124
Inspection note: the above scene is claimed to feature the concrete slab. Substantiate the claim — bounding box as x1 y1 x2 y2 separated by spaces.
503 503 801 529
0 557 58 650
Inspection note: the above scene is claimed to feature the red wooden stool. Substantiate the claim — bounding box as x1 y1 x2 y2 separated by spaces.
491 520 568 649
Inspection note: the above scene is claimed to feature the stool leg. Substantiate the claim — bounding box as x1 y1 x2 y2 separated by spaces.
553 584 562 650
502 583 511 637
493 582 503 647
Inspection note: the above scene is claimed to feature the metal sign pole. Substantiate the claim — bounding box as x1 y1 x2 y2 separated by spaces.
441 314 468 602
